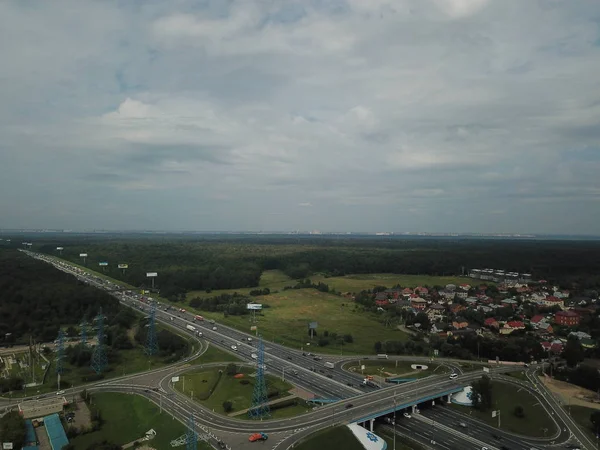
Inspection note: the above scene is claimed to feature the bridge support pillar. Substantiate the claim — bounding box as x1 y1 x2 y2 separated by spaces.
411 404 417 414
369 419 374 431
446 394 452 404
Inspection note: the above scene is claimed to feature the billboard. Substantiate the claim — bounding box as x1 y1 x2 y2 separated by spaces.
118 263 129 269
56 247 63 250
247 303 262 310
98 262 108 266
146 272 158 277
308 321 318 329
79 253 88 257
250 326 257 331
171 376 180 383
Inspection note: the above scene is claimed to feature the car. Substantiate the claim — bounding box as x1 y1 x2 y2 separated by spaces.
287 356 293 360
345 403 354 409
213 327 217 330
251 353 258 359
56 390 65 395
449 373 458 379
247 337 253 342
231 345 238 351
248 432 268 442
403 412 411 419
302 352 307 356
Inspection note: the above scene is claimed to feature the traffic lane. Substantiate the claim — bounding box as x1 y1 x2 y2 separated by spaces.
389 417 484 450
419 408 535 450
422 404 560 446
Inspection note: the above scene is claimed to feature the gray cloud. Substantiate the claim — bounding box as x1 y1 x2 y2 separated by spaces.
1 0 600 234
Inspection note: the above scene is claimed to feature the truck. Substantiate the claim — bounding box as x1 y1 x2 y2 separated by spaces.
186 324 196 332
324 362 335 369
377 354 388 359
194 315 204 321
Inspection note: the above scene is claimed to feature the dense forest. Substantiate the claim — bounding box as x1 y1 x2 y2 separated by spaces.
6 234 600 296
0 249 120 344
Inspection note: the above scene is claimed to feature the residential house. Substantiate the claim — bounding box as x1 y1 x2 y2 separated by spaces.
375 292 388 302
401 288 413 298
452 317 469 330
445 284 456 291
501 298 518 309
450 304 466 314
500 320 525 335
541 296 564 309
537 322 553 334
459 283 471 291
410 295 427 310
483 317 499 329
569 331 591 340
478 305 493 314
375 299 389 307
438 289 456 301
415 286 429 296
550 341 564 354
426 304 446 320
465 297 479 307
581 338 597 349
555 310 580 326
530 315 545 326
455 290 468 299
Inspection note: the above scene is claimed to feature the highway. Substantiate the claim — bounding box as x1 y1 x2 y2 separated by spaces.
18 250 596 450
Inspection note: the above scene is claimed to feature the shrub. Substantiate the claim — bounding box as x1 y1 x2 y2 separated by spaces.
223 401 233 413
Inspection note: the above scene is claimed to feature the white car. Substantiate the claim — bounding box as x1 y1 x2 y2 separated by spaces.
56 390 65 395
231 345 237 351
212 327 217 331
449 373 458 379
251 353 258 359
403 412 411 419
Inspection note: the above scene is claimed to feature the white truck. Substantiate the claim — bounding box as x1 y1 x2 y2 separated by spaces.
324 362 335 369
186 324 196 332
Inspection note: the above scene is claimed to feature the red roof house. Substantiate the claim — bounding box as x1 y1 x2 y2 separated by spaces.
530 315 545 324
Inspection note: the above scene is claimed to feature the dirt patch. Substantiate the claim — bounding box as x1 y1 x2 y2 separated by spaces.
35 425 51 450
290 386 315 400
70 399 92 430
541 375 600 410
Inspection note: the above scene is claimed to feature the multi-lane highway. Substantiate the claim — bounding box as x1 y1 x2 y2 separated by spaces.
18 250 596 450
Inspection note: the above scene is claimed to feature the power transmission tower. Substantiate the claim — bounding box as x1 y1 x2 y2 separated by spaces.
91 308 108 374
248 336 270 420
186 412 197 450
56 329 65 389
80 319 88 346
145 299 158 356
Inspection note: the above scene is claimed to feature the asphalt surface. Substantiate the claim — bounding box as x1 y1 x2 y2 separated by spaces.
17 250 596 450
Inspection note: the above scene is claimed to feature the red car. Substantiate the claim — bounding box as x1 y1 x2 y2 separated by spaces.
249 433 268 442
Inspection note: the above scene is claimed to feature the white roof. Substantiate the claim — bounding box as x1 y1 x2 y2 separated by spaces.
347 423 387 450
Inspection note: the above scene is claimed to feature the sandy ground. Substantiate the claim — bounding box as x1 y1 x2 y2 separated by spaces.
541 375 600 410
35 425 51 450
71 399 93 430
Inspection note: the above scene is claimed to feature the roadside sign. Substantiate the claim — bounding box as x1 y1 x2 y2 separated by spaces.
171 376 180 383
433 349 439 357
250 326 257 331
483 367 490 373
361 365 365 371
3 443 14 450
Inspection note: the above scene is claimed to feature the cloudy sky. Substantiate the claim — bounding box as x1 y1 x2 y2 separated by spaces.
1 0 599 234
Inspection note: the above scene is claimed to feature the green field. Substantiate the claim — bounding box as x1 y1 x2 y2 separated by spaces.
175 365 295 416
450 381 556 437
186 270 293 299
345 360 448 379
295 426 364 450
188 343 243 365
69 392 211 450
310 273 484 293
188 289 408 355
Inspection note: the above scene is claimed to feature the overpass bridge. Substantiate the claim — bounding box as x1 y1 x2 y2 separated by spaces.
355 385 464 430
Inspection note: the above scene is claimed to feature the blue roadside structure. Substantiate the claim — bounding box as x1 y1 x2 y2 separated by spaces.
347 423 387 450
44 413 69 450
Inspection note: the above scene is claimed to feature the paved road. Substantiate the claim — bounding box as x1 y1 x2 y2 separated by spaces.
20 250 596 450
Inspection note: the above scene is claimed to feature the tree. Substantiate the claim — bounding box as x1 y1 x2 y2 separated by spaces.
590 410 600 434
513 405 525 418
374 341 382 353
0 411 26 450
564 337 584 368
470 375 493 411
226 363 238 376
343 334 353 343
223 401 233 413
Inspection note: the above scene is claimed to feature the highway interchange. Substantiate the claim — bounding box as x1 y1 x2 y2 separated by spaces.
7 250 597 450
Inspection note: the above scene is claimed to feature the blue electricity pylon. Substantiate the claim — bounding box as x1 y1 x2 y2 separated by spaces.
186 412 197 450
145 299 158 356
80 320 88 347
248 336 270 420
55 329 65 376
91 308 108 374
